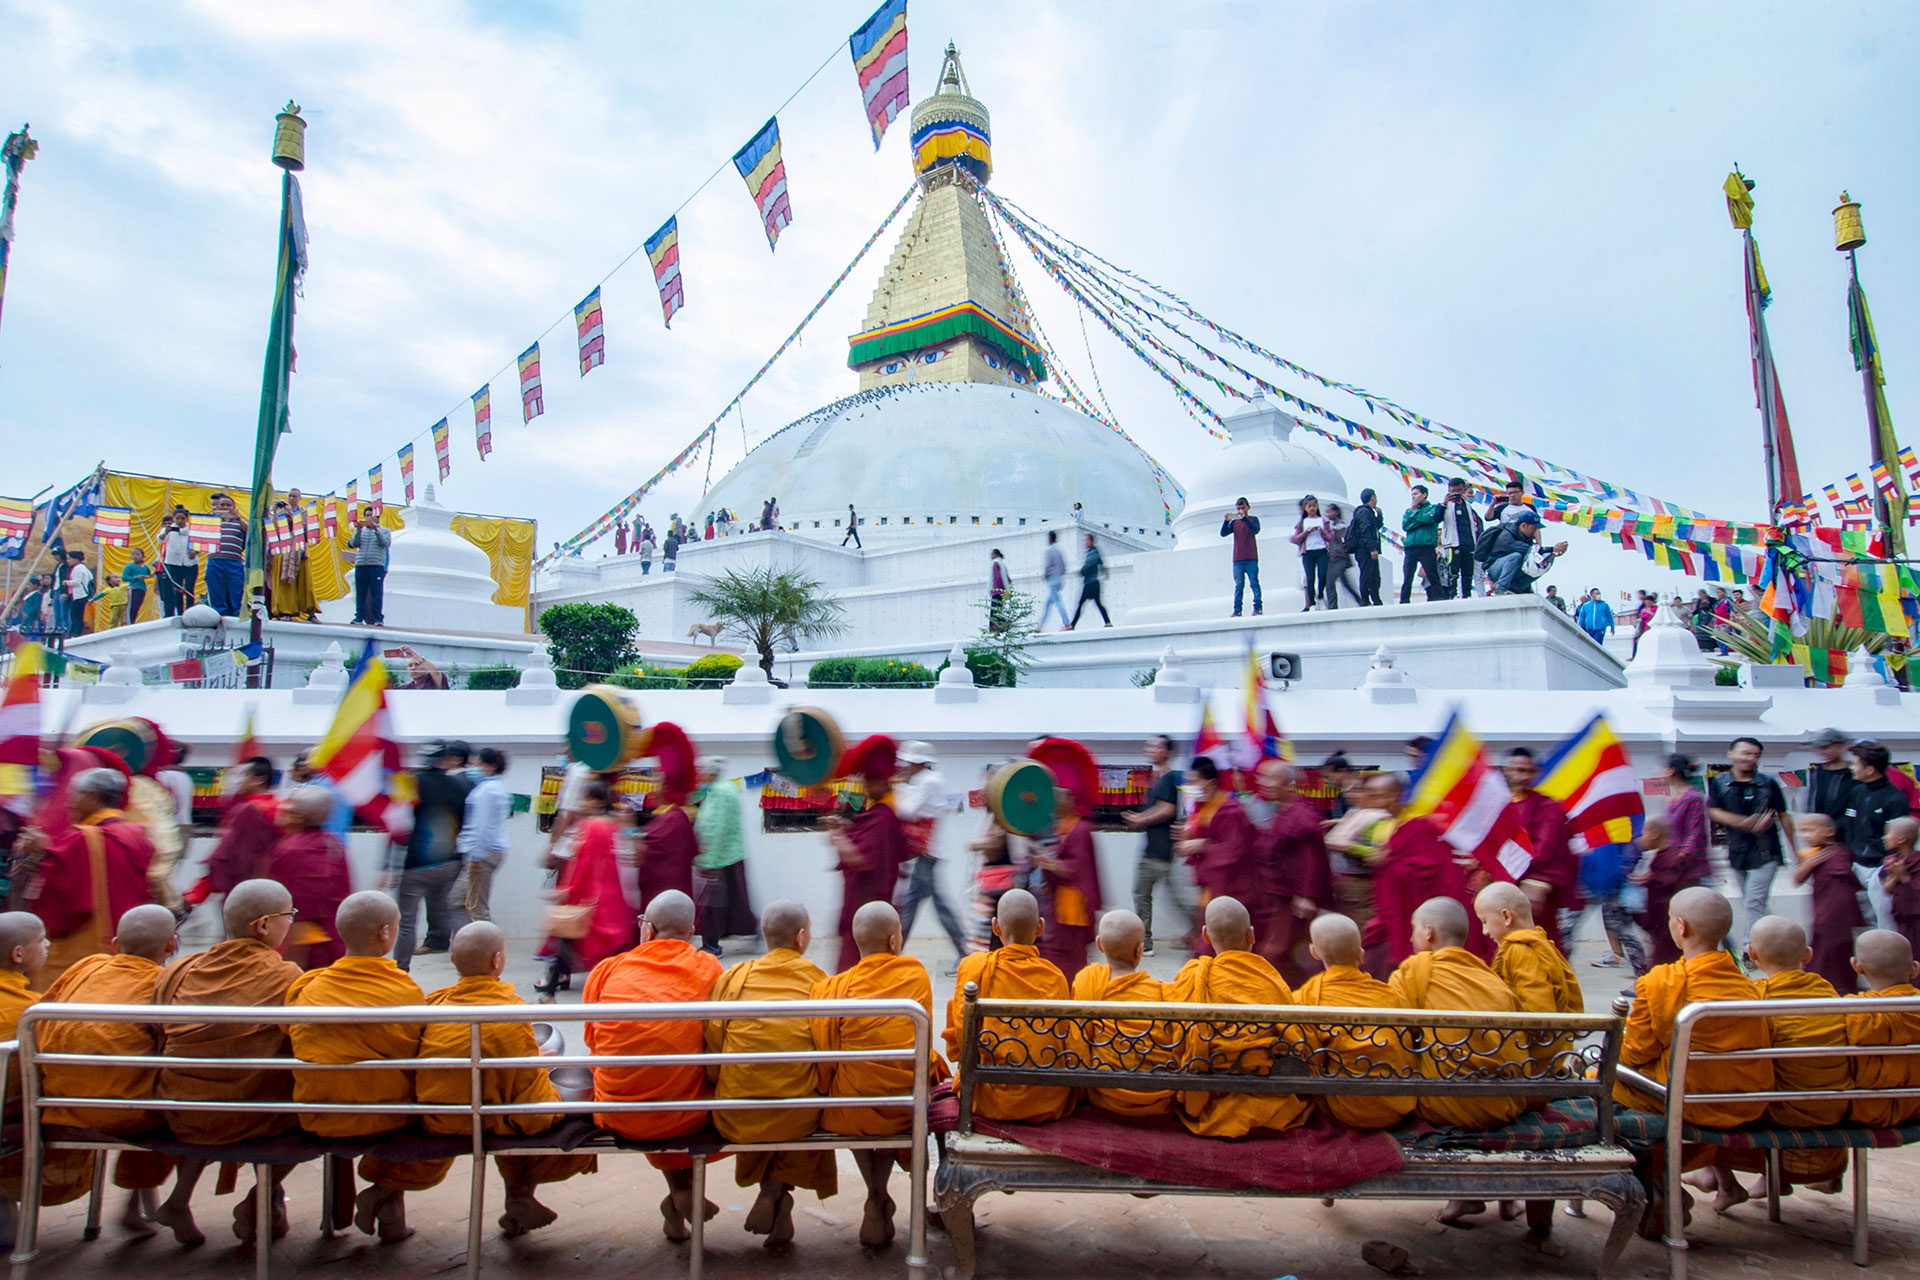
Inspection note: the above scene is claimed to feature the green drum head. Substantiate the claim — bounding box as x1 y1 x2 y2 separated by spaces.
568 687 637 772
74 720 156 775
989 759 1057 837
773 707 843 787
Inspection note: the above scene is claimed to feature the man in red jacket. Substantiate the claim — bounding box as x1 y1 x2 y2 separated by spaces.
19 767 155 989
1501 748 1580 951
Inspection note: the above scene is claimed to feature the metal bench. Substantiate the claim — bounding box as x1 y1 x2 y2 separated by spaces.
938 984 1644 1279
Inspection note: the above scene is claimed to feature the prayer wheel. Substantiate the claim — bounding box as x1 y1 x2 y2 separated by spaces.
986 758 1057 837
1834 191 1865 252
772 706 844 786
566 685 642 772
73 719 159 776
272 101 306 171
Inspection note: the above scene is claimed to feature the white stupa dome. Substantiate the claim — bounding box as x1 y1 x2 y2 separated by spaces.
697 382 1184 543
1171 396 1349 546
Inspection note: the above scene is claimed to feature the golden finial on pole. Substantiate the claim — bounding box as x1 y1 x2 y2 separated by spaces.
1834 190 1865 252
272 101 306 171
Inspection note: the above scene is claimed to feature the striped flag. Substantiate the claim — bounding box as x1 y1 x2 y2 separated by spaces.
369 465 384 514
345 479 359 515
1901 445 1920 489
1403 711 1532 881
1872 461 1895 494
0 642 44 815
324 497 339 538
644 217 684 327
518 342 544 422
1535 714 1644 849
186 512 223 551
1846 472 1868 498
307 638 405 828
575 286 605 375
732 118 792 251
849 0 909 149
1239 644 1288 764
398 445 416 502
472 386 493 459
432 418 451 481
0 496 32 539
91 506 133 546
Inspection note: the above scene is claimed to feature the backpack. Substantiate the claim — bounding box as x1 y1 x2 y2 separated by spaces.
1473 522 1503 562
1342 511 1369 554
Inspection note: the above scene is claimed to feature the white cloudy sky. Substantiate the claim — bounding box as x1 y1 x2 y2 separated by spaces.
2 1 1914 600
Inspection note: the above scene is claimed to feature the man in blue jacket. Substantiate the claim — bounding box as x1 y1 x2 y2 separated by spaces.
1575 588 1615 646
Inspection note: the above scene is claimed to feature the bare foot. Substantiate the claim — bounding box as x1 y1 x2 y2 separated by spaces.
231 1190 287 1245
1712 1181 1750 1215
1681 1170 1718 1195
153 1200 204 1248
1435 1200 1487 1225
660 1195 690 1244
764 1191 795 1250
745 1185 781 1236
375 1193 412 1244
121 1194 158 1238
499 1193 559 1238
1808 1178 1844 1195
1497 1200 1522 1221
860 1195 896 1250
353 1187 387 1237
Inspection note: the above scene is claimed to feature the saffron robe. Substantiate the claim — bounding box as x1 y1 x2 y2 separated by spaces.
1387 947 1530 1130
1801 844 1866 994
1039 817 1103 984
264 828 354 969
155 939 303 1144
1168 951 1312 1137
638 803 699 908
584 938 725 1141
1613 951 1772 1128
1508 792 1580 949
1256 797 1333 985
836 804 908 973
38 953 171 1195
0 969 91 1205
558 817 636 970
1069 964 1175 1118
1846 983 1920 1128
1363 815 1492 975
811 952 950 1137
1715 970 1851 1183
705 948 837 1195
288 956 451 1192
946 944 1072 1123
1294 965 1415 1128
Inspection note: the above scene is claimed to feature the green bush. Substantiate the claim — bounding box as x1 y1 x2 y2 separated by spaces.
806 656 860 687
538 602 639 689
1713 664 1741 687
465 663 521 691
807 655 935 688
936 647 1019 688
609 663 687 690
684 653 744 688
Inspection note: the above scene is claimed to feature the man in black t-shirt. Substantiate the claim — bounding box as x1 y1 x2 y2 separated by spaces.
1122 734 1190 955
1805 728 1858 824
394 740 473 970
1706 737 1795 947
1846 741 1912 931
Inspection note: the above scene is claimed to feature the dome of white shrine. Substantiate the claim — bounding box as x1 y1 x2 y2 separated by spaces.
1171 396 1350 547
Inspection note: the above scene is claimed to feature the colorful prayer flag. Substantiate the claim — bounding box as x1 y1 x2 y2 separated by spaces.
1403 711 1533 882
186 512 223 551
1847 472 1868 497
1901 445 1920 488
1240 644 1288 765
90 506 132 546
644 217 684 328
849 0 909 149
324 498 339 538
369 465 384 514
432 418 451 481
732 117 792 251
397 444 416 502
345 478 359 514
472 385 493 459
1536 714 1644 849
1848 269 1908 554
1873 461 1895 493
575 286 605 376
518 343 544 422
308 637 405 828
0 497 32 539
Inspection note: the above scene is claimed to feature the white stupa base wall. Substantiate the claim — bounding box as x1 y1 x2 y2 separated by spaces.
315 590 524 634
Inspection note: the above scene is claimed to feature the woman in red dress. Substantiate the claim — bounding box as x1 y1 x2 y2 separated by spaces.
536 780 636 999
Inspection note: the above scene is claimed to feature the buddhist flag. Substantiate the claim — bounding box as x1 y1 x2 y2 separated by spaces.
518 342 544 422
1901 445 1920 489
323 497 339 538
308 637 404 827
1403 711 1532 882
733 117 792 251
345 478 359 514
472 385 493 458
575 286 605 375
0 497 32 539
1847 472 1868 498
0 642 44 815
849 0 909 149
432 418 451 481
1239 644 1289 764
1536 714 1644 850
185 512 223 551
398 444 416 502
90 506 132 546
1191 700 1230 770
644 217 683 327
369 464 384 514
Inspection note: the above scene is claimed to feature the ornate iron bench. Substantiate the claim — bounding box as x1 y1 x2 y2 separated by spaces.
938 984 1644 1279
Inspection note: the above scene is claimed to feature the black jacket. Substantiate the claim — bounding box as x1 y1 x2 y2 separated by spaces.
1347 504 1383 554
1847 776 1912 867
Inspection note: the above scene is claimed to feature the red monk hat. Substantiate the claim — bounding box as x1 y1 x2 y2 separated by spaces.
639 721 696 804
836 734 898 786
133 718 180 774
1029 737 1100 817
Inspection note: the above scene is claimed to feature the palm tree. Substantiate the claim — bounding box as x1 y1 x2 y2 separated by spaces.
686 566 847 685
1713 608 1894 686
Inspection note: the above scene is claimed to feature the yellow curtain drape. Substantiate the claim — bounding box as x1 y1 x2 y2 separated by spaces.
449 514 534 607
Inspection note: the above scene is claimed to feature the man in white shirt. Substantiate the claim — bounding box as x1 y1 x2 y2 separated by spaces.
64 551 95 637
1039 530 1069 630
893 741 968 965
453 746 513 926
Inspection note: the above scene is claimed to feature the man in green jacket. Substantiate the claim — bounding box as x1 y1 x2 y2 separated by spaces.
1399 485 1441 605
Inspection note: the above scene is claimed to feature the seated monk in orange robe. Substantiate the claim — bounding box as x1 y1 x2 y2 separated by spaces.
38 905 180 1232
1846 929 1920 1129
150 880 305 1247
1070 909 1176 1120
945 889 1072 1123
1168 897 1312 1137
0 912 54 1222
811 901 949 1251
1684 917 1850 1213
419 923 595 1237
289 890 451 1243
584 889 725 1243
704 900 835 1249
1293 913 1413 1130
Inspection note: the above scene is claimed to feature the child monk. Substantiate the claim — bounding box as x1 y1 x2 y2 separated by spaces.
811 901 949 1250
945 889 1072 1123
1789 813 1865 994
1845 929 1920 1129
705 900 836 1249
1294 913 1413 1130
418 922 596 1238
38 904 180 1233
1684 916 1850 1212
0 912 48 1239
1168 896 1312 1137
1879 818 1920 956
583 889 724 1243
288 890 451 1242
1070 909 1175 1120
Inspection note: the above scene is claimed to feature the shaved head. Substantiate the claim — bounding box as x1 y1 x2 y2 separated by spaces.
1886 816 1918 853
450 922 507 977
1413 896 1470 948
1204 896 1254 953
223 879 293 938
1670 887 1733 947
1798 812 1838 844
287 785 334 827
1097 909 1144 956
1472 880 1533 944
113 904 178 963
996 889 1040 945
0 912 46 961
1308 913 1364 967
646 890 696 940
1747 916 1808 969
1855 929 1916 987
852 901 902 957
760 899 811 951
336 890 400 956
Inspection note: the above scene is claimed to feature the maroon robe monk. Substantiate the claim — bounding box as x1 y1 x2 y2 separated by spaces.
833 801 907 973
27 803 155 990
1256 791 1333 986
1507 790 1579 950
1038 813 1104 984
1362 813 1491 976
1636 816 1702 968
203 791 280 896
637 802 699 908
1184 793 1260 909
1793 837 1866 994
265 828 354 969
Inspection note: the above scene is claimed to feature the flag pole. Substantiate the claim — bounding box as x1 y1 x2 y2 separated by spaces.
0 124 38 342
1835 191 1908 557
1725 169 1802 525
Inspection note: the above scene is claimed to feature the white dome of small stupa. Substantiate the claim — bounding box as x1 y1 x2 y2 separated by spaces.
1171 396 1349 547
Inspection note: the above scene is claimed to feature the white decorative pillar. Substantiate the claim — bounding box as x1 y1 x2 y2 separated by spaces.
506 647 560 705
935 642 979 703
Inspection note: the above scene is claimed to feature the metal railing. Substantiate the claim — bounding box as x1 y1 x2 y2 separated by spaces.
7 997 934 1280
1613 994 1920 1280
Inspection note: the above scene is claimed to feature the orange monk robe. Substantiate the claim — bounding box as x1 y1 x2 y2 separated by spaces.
584 938 725 1162
287 957 452 1192
945 945 1072 1123
418 977 596 1188
1069 965 1176 1118
155 939 302 1145
1294 965 1415 1129
1716 970 1849 1182
38 953 172 1194
705 949 837 1195
1492 926 1584 1075
810 953 950 1139
1846 983 1920 1128
1167 952 1312 1137
0 970 91 1206
1612 951 1771 1128
1387 947 1529 1129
